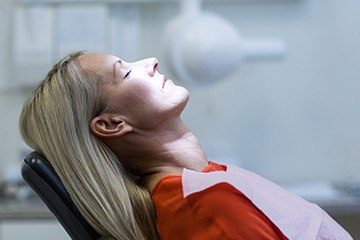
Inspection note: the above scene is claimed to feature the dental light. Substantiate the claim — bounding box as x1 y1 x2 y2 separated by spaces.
163 0 287 85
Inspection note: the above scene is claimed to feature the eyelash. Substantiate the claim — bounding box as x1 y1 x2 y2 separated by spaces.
124 70 132 79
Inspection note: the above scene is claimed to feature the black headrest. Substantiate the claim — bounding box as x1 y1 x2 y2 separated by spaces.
22 151 100 240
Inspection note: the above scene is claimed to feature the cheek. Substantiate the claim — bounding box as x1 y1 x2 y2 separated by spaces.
117 84 161 118
126 83 158 107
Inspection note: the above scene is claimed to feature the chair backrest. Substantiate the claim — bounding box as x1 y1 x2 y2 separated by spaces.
21 151 100 240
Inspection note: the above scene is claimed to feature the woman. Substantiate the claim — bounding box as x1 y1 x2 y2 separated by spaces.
20 52 352 240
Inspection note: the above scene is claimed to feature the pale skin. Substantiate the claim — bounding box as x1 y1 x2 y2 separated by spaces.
78 53 209 192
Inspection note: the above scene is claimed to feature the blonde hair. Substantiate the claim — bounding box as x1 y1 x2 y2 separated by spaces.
19 52 159 240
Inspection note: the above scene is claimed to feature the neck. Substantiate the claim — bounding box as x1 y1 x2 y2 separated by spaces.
110 120 209 191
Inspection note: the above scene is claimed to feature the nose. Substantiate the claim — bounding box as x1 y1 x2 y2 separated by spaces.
141 57 158 77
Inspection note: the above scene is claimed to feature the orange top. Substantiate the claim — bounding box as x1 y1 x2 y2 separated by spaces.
151 162 288 240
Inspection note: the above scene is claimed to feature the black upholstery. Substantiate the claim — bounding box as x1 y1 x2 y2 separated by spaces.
21 151 100 240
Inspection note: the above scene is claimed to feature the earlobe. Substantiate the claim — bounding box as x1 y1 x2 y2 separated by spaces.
90 115 132 138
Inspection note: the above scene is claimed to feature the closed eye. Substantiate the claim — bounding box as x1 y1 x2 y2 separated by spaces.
124 70 132 79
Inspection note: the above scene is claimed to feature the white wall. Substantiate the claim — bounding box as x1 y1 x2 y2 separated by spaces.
0 0 26 181
0 0 359 185
200 0 360 183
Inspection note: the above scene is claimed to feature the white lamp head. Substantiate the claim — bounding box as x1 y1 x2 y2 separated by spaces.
164 12 244 85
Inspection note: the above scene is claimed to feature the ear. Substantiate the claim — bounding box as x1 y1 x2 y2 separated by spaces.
90 114 133 138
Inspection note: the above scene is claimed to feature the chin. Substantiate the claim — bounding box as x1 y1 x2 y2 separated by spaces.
178 91 190 113
179 87 190 106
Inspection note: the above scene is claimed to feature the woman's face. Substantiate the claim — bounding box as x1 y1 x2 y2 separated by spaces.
78 53 189 130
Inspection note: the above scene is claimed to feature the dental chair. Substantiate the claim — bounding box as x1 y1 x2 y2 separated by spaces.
21 151 100 240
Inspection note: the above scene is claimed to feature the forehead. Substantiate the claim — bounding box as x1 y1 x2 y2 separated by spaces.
78 53 119 76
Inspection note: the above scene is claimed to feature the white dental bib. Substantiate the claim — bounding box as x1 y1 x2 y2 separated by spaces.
182 164 352 240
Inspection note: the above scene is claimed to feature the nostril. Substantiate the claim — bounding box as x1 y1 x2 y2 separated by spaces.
153 63 158 72
149 62 158 77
